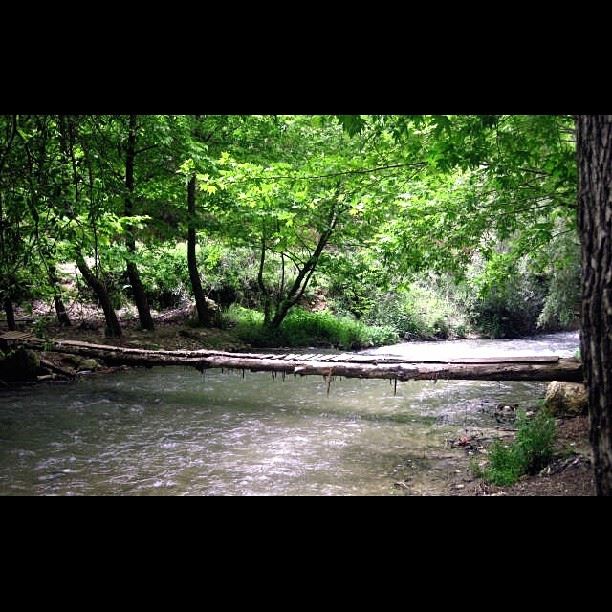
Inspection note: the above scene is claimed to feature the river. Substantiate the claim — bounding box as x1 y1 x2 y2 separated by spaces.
0 332 579 496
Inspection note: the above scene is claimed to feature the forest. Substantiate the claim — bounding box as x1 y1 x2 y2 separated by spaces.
1 114 610 496
0 115 579 343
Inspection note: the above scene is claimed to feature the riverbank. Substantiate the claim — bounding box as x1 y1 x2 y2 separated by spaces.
446 415 595 496
1 312 593 496
0 311 253 385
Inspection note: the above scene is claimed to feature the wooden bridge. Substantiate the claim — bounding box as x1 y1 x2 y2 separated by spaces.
0 331 33 351
10 337 583 383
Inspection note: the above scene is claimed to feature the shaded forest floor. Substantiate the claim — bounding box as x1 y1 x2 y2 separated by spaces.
26 302 251 352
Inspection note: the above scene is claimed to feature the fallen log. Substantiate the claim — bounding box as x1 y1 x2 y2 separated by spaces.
16 338 584 382
39 358 76 380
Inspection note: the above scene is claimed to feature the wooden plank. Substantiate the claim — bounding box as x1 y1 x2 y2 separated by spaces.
355 355 559 364
448 356 559 364
348 355 405 363
0 331 33 340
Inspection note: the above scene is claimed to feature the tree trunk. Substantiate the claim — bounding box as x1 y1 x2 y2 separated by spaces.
187 174 214 326
3 297 15 330
49 267 71 327
75 254 122 338
17 338 584 382
577 114 612 495
53 295 71 327
124 114 154 331
258 228 272 325
267 199 339 329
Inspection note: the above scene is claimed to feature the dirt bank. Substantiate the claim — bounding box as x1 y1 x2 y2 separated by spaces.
448 415 595 496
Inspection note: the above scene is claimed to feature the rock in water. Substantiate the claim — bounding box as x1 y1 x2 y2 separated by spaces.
0 348 41 381
544 382 588 416
77 359 101 372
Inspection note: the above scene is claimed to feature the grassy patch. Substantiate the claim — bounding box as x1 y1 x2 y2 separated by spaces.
483 409 556 487
225 306 398 350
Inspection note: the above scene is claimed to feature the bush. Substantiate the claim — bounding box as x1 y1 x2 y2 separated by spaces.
138 245 191 310
467 254 549 338
101 243 261 312
198 245 261 310
483 409 556 486
537 246 580 330
360 280 470 340
225 306 398 349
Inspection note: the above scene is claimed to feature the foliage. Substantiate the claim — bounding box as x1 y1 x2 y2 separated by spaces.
536 229 580 330
225 305 397 349
32 315 53 339
135 245 191 309
362 280 470 340
484 409 557 486
323 250 470 339
467 262 548 338
1 114 580 346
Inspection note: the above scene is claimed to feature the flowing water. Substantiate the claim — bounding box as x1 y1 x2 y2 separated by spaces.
0 332 579 496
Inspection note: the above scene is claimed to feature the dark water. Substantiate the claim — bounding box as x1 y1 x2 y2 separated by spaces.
0 332 579 496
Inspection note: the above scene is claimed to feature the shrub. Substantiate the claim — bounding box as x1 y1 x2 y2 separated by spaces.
360 281 470 340
225 306 397 349
467 255 549 338
483 409 556 486
138 245 191 310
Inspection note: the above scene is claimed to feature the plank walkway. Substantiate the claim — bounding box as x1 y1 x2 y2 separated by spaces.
0 331 33 341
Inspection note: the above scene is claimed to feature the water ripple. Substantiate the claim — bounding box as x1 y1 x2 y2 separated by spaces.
0 333 574 495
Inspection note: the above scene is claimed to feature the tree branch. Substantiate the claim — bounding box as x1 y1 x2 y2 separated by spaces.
236 161 427 183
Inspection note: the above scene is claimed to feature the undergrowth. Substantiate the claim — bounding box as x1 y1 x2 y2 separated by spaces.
483 409 556 487
225 305 398 349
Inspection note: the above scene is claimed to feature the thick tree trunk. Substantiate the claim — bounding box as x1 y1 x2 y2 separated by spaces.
75 254 122 338
3 297 16 330
17 338 583 381
187 174 214 326
577 114 612 495
49 267 71 327
124 114 154 331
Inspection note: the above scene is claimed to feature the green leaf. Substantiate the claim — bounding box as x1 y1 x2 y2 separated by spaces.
337 115 365 137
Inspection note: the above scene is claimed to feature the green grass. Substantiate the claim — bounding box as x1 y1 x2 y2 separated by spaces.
225 305 398 349
483 409 556 487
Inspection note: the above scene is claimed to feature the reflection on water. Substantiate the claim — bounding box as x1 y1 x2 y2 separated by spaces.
0 332 578 496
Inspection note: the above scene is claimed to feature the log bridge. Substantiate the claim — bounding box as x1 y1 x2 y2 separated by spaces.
13 337 583 383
